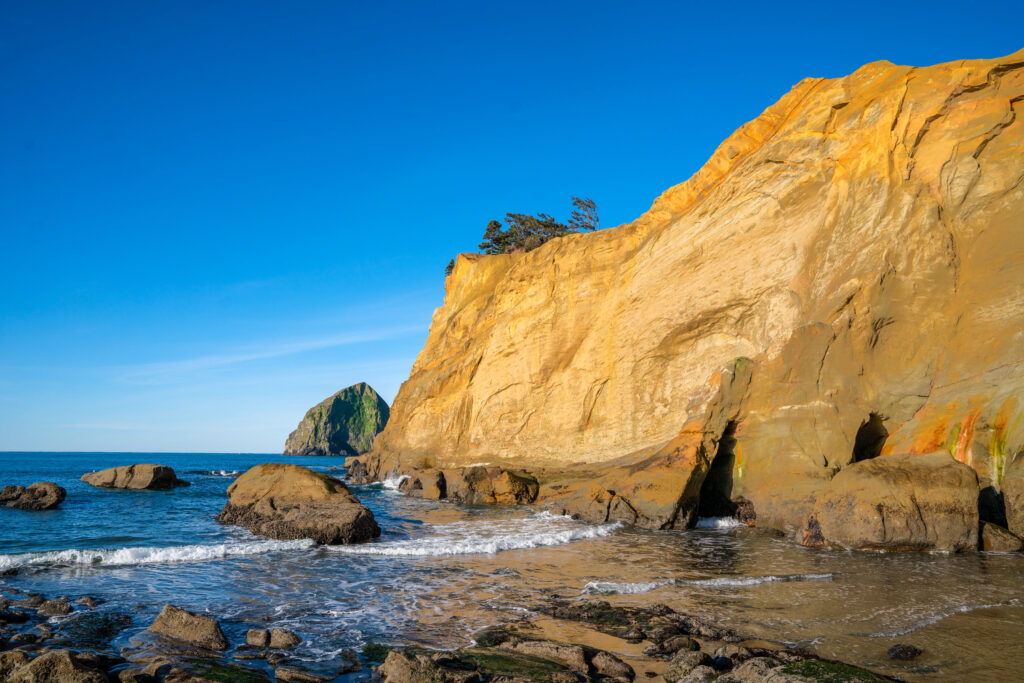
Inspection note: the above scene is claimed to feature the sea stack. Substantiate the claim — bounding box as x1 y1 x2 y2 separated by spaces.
350 48 1024 548
283 382 389 457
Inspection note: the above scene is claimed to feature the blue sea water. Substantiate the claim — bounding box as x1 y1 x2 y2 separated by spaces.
2 452 1023 681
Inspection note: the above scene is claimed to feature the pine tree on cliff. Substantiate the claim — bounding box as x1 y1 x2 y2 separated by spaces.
444 259 454 276
477 197 600 255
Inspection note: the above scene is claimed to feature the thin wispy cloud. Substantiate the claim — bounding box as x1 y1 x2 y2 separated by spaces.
118 326 424 383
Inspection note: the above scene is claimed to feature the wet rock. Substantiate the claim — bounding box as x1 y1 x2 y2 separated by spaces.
591 650 635 681
499 639 588 674
11 595 43 608
679 665 718 683
10 633 37 644
644 635 699 656
1003 456 1024 538
274 666 330 682
37 597 73 616
717 657 782 683
0 609 29 623
0 651 30 679
714 644 754 662
8 649 107 683
664 651 713 683
0 482 66 510
711 656 734 671
77 596 102 608
269 628 301 649
118 670 158 683
246 628 270 647
400 470 447 501
52 611 133 649
378 649 482 683
81 464 189 490
887 643 923 660
337 649 361 674
444 466 539 505
217 464 380 545
146 604 229 651
805 453 980 552
980 521 1023 552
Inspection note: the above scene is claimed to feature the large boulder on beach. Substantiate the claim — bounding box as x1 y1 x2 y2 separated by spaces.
802 453 979 552
146 605 229 651
81 464 189 490
217 463 380 544
284 383 389 457
0 482 66 510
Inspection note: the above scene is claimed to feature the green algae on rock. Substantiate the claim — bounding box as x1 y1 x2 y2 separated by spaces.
283 383 389 457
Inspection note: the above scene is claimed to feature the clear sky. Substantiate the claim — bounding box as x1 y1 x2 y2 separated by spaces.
2 1 1021 453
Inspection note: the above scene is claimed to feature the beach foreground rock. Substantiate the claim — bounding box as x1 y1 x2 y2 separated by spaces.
146 604 229 651
0 482 66 510
217 463 380 544
81 464 189 490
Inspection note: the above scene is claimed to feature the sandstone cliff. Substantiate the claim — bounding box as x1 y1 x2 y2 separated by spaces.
284 383 389 457
354 49 1024 548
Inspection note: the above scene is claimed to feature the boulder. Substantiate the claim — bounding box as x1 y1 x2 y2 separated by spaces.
803 453 979 552
0 651 30 679
980 521 1023 552
1003 455 1024 538
269 628 301 649
1 482 66 510
217 464 380 544
246 628 270 647
37 597 73 616
664 651 713 682
284 383 389 457
887 644 923 660
81 465 189 490
146 604 229 651
8 650 108 683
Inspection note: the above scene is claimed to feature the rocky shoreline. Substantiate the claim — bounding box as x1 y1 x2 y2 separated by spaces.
0 581 904 682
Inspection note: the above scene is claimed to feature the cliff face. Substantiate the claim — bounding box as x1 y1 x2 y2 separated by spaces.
364 50 1024 539
284 383 389 457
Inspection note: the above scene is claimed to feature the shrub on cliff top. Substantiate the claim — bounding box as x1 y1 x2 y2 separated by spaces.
477 196 599 255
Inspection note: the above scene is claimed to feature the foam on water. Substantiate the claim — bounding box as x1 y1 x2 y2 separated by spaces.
694 516 744 529
581 572 835 595
868 599 1021 637
333 512 620 557
381 474 410 491
0 538 315 572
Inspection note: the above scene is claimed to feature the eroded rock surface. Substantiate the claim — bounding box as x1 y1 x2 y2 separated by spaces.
81 465 189 491
1 482 66 510
351 49 1024 540
217 464 380 544
146 604 229 651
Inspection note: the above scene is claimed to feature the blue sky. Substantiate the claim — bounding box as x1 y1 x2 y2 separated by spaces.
2 2 1022 452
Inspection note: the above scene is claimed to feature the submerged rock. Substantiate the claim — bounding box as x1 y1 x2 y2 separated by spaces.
145 604 229 651
283 382 389 457
1 482 66 510
803 453 979 552
887 644 923 660
217 463 380 544
979 521 1023 552
81 464 189 491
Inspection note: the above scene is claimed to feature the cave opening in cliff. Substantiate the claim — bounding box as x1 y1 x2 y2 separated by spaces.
852 413 888 462
698 421 739 519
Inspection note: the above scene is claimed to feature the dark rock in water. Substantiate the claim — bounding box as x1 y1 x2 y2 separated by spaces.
52 611 132 649
284 382 389 457
0 609 29 623
711 655 734 671
81 464 189 490
269 628 301 649
980 521 1024 552
77 595 102 608
217 464 380 545
275 666 330 682
1 482 66 510
246 628 270 647
7 649 108 683
37 597 73 616
888 643 923 660
146 604 229 651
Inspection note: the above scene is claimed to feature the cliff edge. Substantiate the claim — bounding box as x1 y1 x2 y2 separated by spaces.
353 49 1024 547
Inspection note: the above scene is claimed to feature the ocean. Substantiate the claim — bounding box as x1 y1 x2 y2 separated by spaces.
1 452 1022 680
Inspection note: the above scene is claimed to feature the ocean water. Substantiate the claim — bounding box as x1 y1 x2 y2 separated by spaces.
2 452 1023 681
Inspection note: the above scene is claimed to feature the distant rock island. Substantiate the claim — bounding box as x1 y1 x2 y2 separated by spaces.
284 383 389 457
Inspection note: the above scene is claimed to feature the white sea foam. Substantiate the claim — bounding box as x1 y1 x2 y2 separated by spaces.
694 516 744 529
868 600 1019 637
0 538 315 572
381 474 410 490
583 580 672 594
580 572 835 595
332 513 620 557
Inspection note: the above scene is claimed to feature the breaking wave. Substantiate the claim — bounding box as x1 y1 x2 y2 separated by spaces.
381 474 410 491
0 538 315 572
332 513 620 557
694 517 745 529
582 572 835 595
184 469 244 477
868 600 1020 637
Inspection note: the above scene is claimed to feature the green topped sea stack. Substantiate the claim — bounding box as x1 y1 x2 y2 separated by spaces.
284 382 389 457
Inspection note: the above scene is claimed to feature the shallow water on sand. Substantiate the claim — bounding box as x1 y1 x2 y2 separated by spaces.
2 452 1023 680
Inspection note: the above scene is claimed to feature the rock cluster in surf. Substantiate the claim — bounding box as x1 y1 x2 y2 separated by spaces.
0 482 65 511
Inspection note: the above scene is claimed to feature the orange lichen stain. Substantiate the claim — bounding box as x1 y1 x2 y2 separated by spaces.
908 403 957 454
735 441 744 479
953 411 980 465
